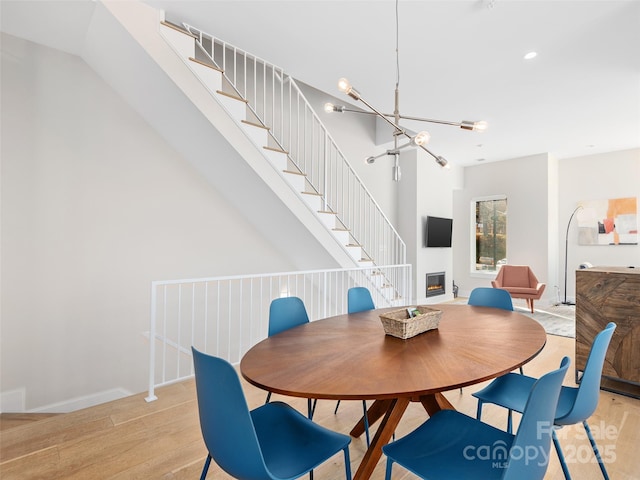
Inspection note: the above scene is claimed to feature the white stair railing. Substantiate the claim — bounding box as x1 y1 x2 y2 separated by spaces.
145 264 412 401
182 23 406 267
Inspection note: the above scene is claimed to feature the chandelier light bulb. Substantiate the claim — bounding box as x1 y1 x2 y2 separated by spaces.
338 78 351 93
461 120 489 132
412 131 431 146
337 77 361 100
473 120 489 132
324 103 345 113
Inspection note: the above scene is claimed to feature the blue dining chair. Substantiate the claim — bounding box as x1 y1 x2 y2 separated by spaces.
468 286 514 311
268 296 310 337
333 287 375 446
347 286 375 314
266 296 317 419
191 348 352 480
472 322 616 480
467 287 521 377
382 356 570 480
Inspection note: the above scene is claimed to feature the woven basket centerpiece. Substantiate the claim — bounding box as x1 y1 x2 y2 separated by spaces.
379 305 442 339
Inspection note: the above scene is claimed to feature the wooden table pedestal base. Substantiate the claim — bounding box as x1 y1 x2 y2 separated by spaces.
350 393 455 480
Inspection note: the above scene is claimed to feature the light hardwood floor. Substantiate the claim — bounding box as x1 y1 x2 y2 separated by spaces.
1 334 638 479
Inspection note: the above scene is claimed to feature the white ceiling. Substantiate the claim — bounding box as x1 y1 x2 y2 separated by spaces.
2 0 639 167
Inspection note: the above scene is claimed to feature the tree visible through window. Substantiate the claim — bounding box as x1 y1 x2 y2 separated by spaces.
474 197 507 272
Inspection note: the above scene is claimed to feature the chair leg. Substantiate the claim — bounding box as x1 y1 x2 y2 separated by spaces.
334 400 370 446
362 400 370 447
200 454 212 480
265 392 271 404
584 420 610 480
384 457 394 480
519 366 524 374
343 445 353 480
478 400 515 435
552 429 572 480
307 398 318 419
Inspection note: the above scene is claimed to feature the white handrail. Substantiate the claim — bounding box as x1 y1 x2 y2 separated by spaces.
183 24 405 267
145 264 412 401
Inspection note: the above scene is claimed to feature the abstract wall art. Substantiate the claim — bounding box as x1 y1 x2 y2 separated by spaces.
577 196 638 245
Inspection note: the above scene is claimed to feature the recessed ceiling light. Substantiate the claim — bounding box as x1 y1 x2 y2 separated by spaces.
524 51 537 60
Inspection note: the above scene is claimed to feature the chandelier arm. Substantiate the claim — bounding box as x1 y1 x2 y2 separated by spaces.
397 114 466 128
418 144 440 161
342 109 477 130
354 95 408 137
374 150 394 161
340 90 449 167
340 107 380 116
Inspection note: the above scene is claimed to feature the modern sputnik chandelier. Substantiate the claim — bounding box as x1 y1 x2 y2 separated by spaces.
325 0 487 181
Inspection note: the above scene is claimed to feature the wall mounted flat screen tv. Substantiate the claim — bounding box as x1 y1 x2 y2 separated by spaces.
425 216 453 248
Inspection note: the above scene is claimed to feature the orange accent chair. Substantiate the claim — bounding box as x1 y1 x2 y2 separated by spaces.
491 265 546 313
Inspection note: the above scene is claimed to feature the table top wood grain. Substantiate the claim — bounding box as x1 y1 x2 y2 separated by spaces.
240 303 547 400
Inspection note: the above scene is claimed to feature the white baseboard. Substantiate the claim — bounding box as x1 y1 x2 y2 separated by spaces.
29 388 134 413
1 387 133 414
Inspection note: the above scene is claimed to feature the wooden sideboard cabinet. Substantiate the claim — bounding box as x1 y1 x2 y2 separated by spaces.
576 266 639 398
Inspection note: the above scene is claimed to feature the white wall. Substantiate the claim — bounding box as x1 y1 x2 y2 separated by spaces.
397 149 463 304
558 148 640 302
453 154 554 305
0 34 297 412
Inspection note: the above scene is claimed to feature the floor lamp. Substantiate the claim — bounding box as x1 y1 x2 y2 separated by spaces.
562 205 583 305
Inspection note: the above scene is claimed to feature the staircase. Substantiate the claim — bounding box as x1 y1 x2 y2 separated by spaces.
93 0 406 304
158 17 405 270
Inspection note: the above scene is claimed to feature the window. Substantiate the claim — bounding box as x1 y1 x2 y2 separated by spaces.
472 196 507 272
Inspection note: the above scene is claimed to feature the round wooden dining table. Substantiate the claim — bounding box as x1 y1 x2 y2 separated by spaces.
240 303 547 480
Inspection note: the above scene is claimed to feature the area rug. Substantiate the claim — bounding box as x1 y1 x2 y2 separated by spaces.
447 298 575 338
515 304 575 338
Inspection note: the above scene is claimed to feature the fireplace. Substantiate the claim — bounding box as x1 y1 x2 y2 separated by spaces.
426 272 446 297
